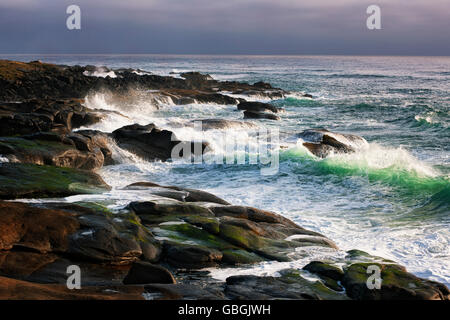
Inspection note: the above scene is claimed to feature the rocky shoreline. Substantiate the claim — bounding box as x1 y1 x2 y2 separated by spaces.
0 60 448 300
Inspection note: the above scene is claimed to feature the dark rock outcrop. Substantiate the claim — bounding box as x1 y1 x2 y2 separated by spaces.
127 198 337 268
243 110 280 121
0 202 160 265
180 72 214 82
112 123 209 161
225 269 348 300
340 250 449 300
0 276 146 300
187 119 258 130
0 99 102 136
123 261 176 285
297 129 369 158
238 101 283 121
125 181 230 205
0 163 111 199
0 131 112 170
0 60 286 103
237 101 282 114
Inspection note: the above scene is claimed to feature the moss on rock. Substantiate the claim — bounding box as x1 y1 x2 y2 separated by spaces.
0 163 111 199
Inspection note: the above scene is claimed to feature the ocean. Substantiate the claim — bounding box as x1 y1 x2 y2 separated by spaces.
3 54 449 285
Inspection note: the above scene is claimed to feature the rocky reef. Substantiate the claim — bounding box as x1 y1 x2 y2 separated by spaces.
0 60 448 300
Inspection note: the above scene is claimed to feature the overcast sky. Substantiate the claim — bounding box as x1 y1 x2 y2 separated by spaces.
0 0 449 55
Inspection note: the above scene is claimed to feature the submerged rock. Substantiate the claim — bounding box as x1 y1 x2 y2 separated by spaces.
297 129 368 158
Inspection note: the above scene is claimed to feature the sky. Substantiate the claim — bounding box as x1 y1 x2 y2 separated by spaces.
0 0 449 55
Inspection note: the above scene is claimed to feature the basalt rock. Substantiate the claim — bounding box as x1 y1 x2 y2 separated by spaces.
0 276 146 300
341 250 449 300
0 132 112 170
243 110 280 121
159 89 238 105
0 201 161 280
225 269 349 300
0 99 102 136
125 181 230 205
187 119 258 130
123 261 176 285
238 101 283 121
127 197 338 269
0 60 286 103
0 163 111 199
237 101 282 114
180 72 214 82
297 129 369 158
112 123 209 161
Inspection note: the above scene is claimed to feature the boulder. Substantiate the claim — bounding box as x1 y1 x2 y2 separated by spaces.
127 197 337 269
297 129 369 158
342 262 449 300
0 60 286 105
225 269 349 300
0 99 102 136
237 101 282 114
243 111 280 121
160 89 238 105
112 123 209 161
0 163 111 199
0 201 79 252
0 132 110 170
123 261 176 285
0 276 145 300
0 201 161 278
180 72 214 82
126 181 230 205
303 261 344 281
187 119 258 130
144 283 225 300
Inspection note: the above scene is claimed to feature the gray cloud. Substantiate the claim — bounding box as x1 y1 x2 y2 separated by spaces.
0 0 448 55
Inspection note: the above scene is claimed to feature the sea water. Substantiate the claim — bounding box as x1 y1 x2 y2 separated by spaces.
3 54 449 285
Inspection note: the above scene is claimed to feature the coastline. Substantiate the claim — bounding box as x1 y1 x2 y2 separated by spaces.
0 59 448 300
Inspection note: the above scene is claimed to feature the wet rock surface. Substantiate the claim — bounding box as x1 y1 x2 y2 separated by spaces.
0 163 111 199
111 123 209 161
298 129 369 158
0 59 448 300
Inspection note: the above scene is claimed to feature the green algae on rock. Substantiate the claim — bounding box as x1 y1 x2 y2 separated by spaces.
0 163 111 199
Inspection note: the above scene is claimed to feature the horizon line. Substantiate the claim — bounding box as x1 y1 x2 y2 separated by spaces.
1 53 449 58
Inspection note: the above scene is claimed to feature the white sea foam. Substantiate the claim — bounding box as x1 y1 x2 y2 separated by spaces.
323 142 439 178
61 60 450 289
83 67 117 78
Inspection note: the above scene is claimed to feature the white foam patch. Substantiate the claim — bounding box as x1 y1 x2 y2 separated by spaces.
325 142 439 178
205 248 346 281
83 68 117 78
